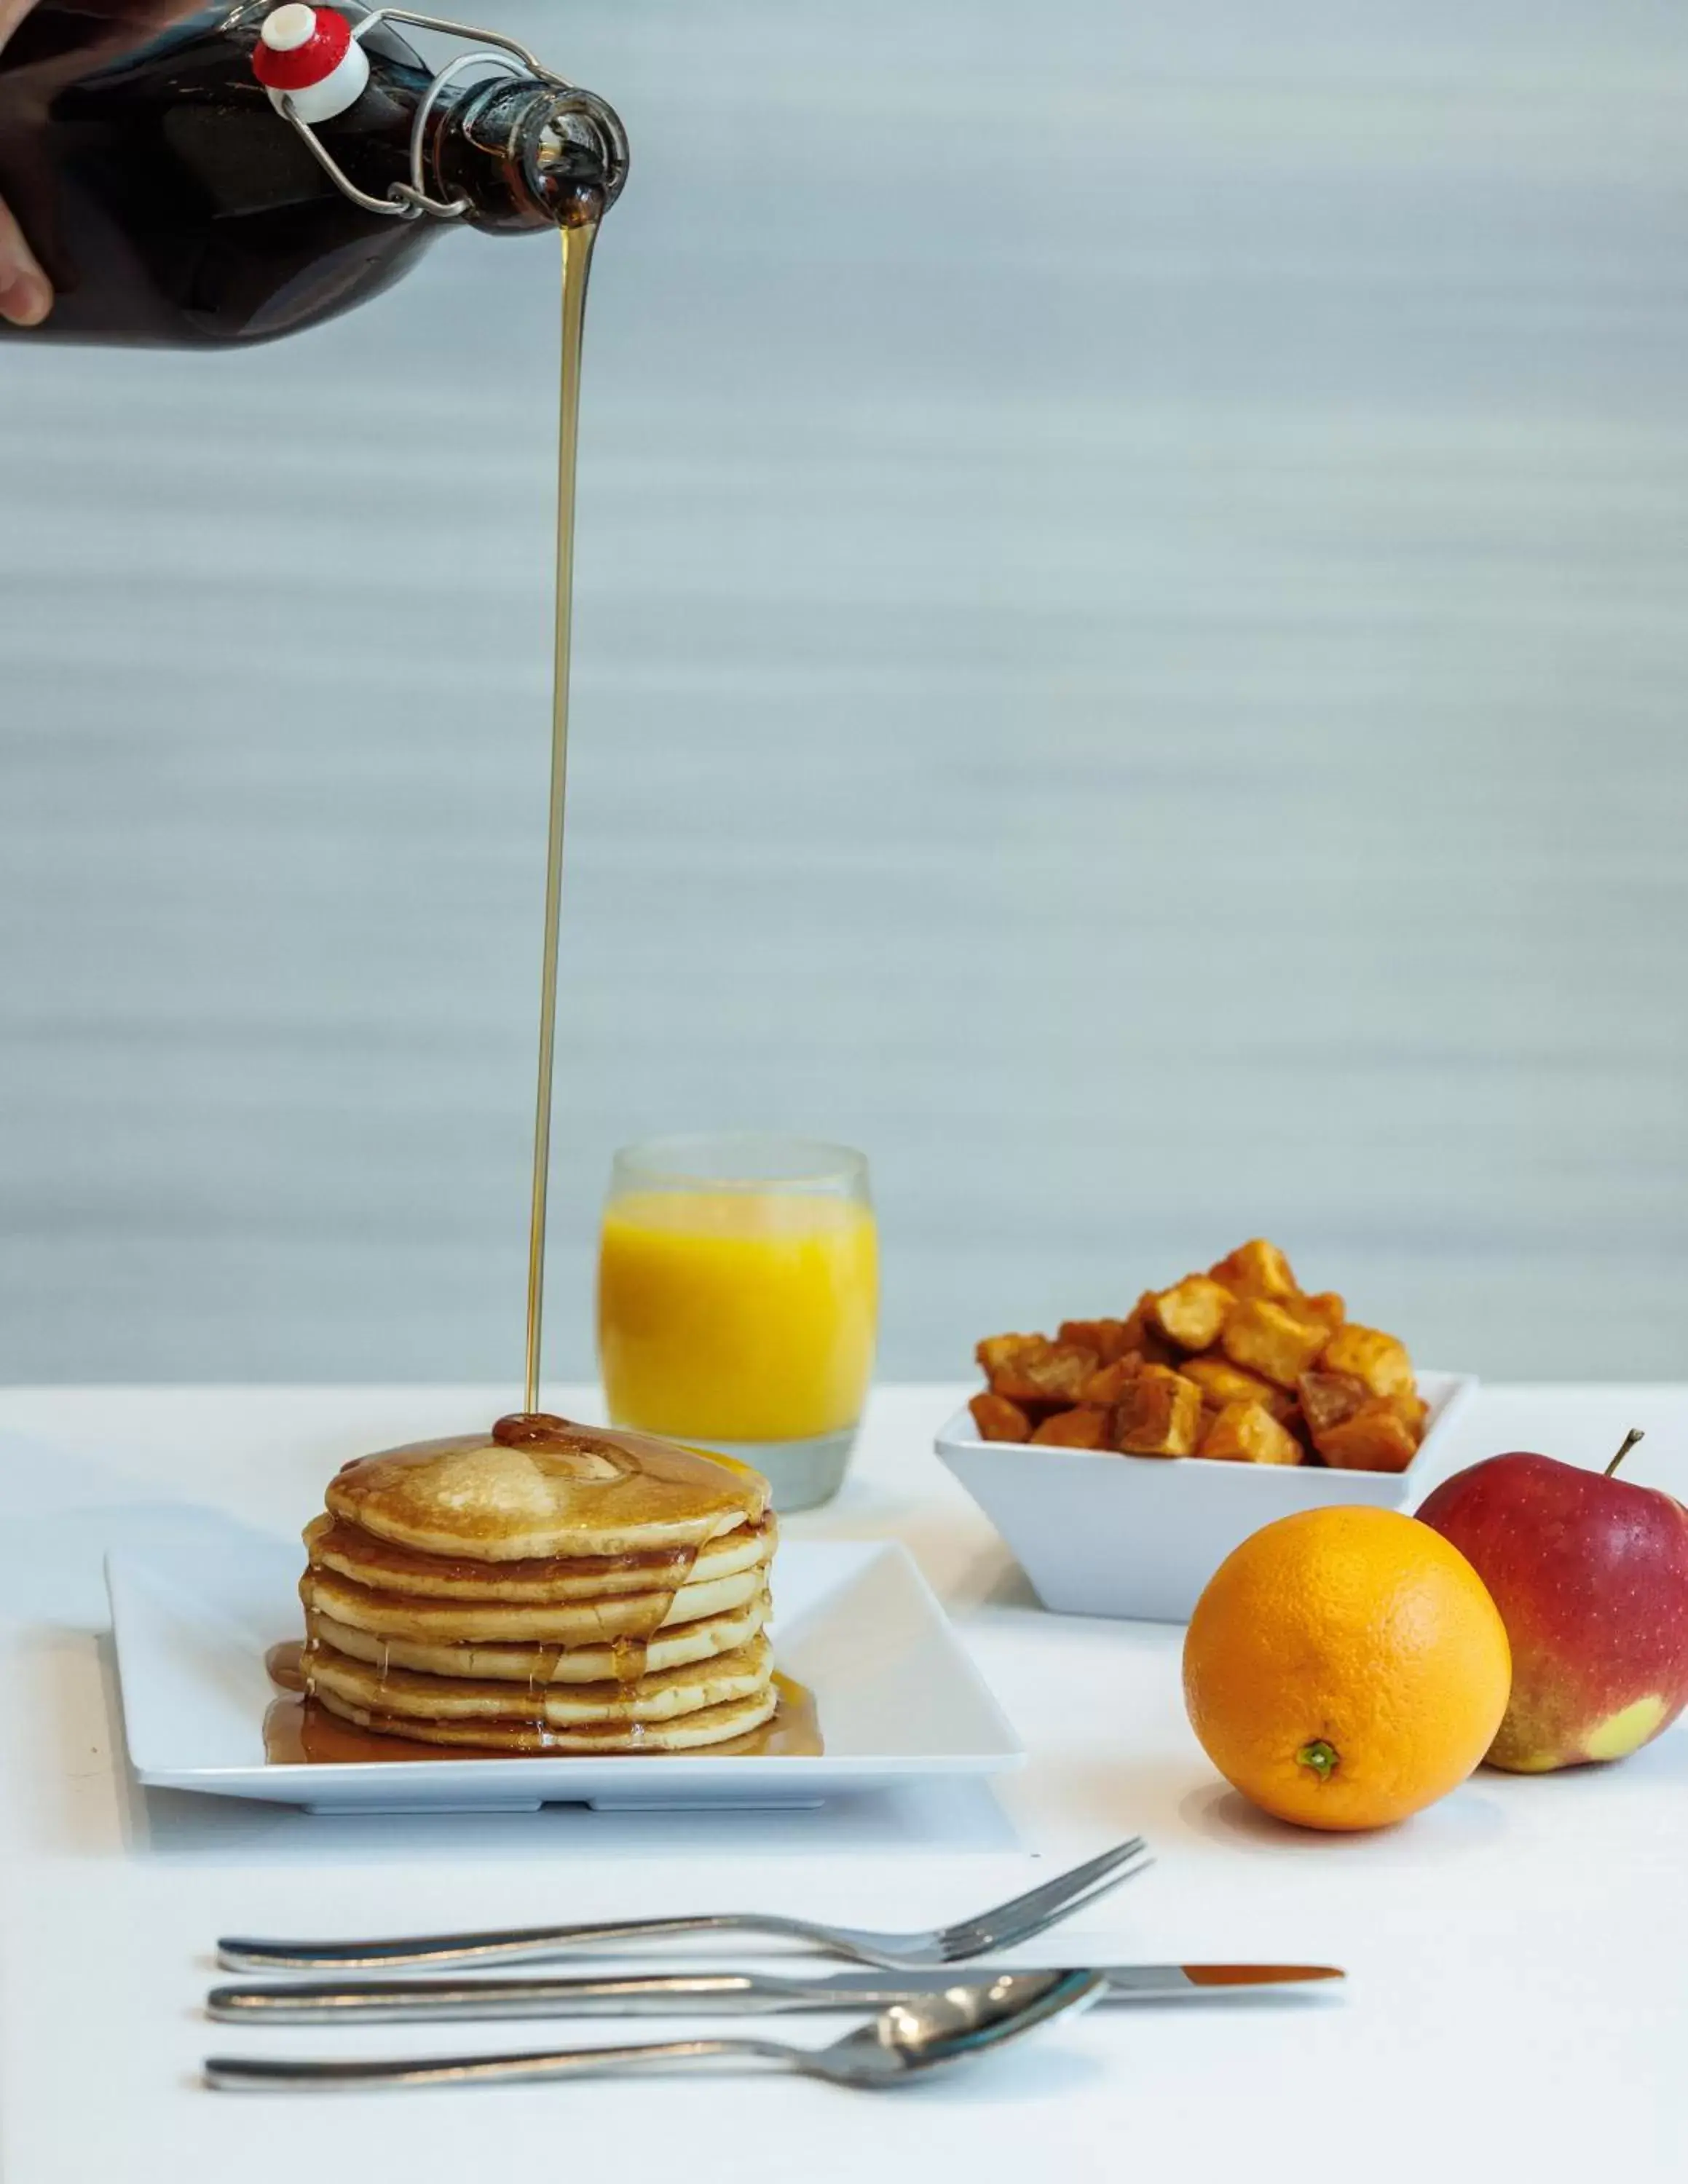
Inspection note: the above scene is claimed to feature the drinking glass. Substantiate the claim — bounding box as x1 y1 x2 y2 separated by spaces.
596 1134 877 1511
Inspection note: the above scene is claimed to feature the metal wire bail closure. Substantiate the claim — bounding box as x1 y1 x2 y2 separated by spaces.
261 6 575 221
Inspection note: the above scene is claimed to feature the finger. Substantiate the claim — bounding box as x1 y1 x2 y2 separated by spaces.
0 194 50 326
0 0 37 44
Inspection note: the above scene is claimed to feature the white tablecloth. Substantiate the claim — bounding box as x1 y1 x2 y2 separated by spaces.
1 1382 1684 2181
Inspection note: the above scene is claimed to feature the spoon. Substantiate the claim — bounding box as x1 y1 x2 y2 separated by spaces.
204 1966 1106 2093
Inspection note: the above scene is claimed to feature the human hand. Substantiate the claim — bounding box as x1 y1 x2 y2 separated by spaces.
0 0 50 324
1 0 212 325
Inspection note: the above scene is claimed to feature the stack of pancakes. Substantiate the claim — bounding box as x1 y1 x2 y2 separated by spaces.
296 1414 776 1752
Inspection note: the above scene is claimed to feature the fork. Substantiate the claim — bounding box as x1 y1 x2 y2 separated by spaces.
217 1837 1151 1974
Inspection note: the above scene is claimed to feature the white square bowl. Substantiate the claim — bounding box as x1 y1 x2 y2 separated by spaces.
936 1370 1478 1624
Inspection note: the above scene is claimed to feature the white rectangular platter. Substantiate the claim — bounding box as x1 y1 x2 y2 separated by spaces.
106 1535 1024 1815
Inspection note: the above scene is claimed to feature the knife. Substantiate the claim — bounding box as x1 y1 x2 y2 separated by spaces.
206 1964 1343 2023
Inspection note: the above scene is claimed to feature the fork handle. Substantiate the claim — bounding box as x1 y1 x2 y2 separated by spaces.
205 2037 793 2092
217 1915 828 1974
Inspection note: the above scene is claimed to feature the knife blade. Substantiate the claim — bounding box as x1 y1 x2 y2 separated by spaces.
206 1964 1343 2024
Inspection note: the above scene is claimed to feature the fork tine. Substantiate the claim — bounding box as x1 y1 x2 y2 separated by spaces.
952 1852 1156 1961
936 1837 1147 1954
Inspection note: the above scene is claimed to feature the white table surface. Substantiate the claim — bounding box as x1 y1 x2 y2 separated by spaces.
1 1380 1684 2181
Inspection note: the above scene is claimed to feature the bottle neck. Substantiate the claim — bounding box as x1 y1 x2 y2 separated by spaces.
426 78 629 233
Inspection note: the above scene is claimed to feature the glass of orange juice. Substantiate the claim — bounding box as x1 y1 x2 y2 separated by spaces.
596 1134 877 1511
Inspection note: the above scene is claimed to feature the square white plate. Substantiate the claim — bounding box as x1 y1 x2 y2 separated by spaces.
937 1369 1478 1623
106 1535 1024 1814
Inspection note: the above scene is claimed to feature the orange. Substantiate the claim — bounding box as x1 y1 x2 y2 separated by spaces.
1183 1506 1511 1831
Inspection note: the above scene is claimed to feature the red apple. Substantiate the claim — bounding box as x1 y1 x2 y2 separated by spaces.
1417 1431 1688 1772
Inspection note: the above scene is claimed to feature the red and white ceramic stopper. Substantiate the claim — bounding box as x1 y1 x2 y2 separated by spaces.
253 5 371 124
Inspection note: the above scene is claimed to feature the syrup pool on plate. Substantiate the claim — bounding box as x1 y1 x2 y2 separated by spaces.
263 1643 821 1762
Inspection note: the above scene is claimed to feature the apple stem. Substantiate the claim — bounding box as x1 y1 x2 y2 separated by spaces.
1605 1428 1645 1479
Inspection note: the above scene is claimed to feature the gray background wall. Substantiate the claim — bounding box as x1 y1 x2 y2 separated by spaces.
1 0 1685 1390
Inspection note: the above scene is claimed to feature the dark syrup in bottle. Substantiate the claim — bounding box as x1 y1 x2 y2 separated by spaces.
0 1 626 345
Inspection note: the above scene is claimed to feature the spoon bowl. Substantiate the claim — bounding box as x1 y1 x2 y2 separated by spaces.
808 1969 1108 2086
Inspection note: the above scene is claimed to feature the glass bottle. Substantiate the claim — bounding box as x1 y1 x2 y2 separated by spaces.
0 1 628 346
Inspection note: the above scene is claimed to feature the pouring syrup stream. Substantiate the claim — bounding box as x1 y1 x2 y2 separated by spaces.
523 220 598 1415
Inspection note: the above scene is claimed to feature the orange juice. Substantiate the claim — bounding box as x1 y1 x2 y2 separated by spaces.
597 1190 878 1442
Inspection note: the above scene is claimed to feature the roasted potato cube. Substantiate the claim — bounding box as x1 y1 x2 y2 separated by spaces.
1317 1400 1419 1473
1207 1239 1299 1302
1296 1371 1425 1464
1078 1355 1142 1405
976 1333 1044 1377
1199 1401 1303 1465
969 1391 1031 1444
981 1336 1100 1404
1280 1404 1319 1460
1293 1291 1346 1336
1391 1390 1429 1438
1148 1274 1235 1351
1320 1323 1414 1401
1180 1353 1296 1420
1118 1293 1178 1367
1057 1318 1137 1365
1015 1341 1100 1401
1220 1298 1328 1388
1030 1406 1111 1449
1113 1364 1203 1457
1297 1369 1371 1445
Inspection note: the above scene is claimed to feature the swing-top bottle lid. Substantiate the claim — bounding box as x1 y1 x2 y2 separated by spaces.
248 4 630 228
252 6 371 124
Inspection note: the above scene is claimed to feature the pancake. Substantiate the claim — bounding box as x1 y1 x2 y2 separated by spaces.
306 1591 769 1685
303 1510 776 1604
312 1682 778 1754
288 1414 781 1757
327 1417 768 1560
301 1553 769 1645
307 1633 773 1729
